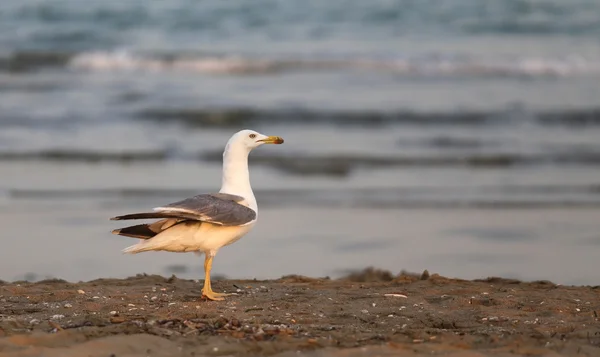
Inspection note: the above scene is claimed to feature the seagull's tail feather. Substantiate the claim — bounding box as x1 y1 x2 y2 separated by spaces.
112 225 155 240
111 218 185 240
111 212 194 221
122 242 155 254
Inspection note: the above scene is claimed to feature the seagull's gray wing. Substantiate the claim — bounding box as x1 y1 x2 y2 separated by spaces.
110 193 256 227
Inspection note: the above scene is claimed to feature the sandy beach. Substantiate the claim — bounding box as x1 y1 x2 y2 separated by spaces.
1 268 599 357
2 2 600 356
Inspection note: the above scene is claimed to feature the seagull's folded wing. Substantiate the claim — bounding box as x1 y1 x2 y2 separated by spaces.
110 193 256 227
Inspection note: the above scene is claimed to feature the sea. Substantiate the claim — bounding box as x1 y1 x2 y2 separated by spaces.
1 0 599 285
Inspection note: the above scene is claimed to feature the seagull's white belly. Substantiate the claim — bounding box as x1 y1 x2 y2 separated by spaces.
142 220 256 254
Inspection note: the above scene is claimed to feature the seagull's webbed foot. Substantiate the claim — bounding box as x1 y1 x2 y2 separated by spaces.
201 289 230 301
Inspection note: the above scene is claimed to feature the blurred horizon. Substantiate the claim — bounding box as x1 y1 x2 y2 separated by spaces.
1 0 599 285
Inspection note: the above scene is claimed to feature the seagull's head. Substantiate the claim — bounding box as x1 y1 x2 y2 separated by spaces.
227 129 284 153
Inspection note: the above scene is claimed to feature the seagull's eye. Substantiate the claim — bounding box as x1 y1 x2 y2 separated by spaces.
249 134 256 139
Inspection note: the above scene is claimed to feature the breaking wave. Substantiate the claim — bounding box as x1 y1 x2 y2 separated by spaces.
2 49 599 78
67 50 600 78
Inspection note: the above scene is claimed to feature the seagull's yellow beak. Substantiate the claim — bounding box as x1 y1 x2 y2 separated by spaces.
258 136 284 144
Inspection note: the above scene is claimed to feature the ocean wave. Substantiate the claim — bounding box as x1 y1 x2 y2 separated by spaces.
0 51 72 72
2 49 599 78
6 186 600 209
0 149 169 163
67 51 600 77
200 151 600 176
3 148 600 174
7 1 600 38
138 107 600 127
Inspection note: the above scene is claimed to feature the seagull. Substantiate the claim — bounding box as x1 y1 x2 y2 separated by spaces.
110 129 284 301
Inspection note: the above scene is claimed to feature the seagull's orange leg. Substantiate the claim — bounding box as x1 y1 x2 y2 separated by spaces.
201 254 230 301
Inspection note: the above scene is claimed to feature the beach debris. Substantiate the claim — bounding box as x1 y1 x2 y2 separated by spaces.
384 293 408 298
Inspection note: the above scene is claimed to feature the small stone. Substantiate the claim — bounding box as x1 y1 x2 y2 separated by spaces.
127 303 135 307
29 319 40 325
92 296 100 299
361 309 369 314
77 290 85 294
51 314 65 320
168 302 176 306
151 296 158 301
109 311 118 316
64 303 72 308
110 316 126 324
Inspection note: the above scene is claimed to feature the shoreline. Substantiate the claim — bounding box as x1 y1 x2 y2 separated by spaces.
1 268 599 356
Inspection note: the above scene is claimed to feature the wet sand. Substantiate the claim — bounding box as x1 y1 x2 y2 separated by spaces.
1 268 599 357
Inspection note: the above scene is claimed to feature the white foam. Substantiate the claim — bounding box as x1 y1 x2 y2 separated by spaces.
69 50 278 74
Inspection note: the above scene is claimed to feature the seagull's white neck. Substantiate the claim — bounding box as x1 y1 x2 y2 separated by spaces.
219 144 258 212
